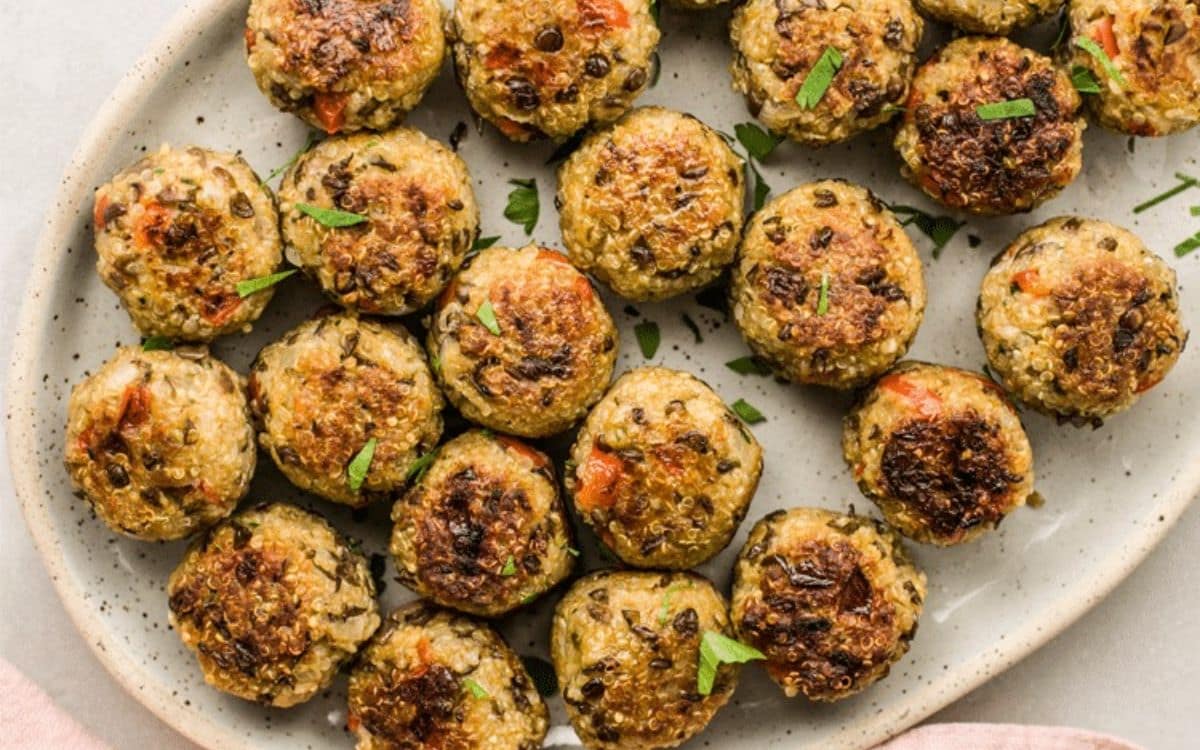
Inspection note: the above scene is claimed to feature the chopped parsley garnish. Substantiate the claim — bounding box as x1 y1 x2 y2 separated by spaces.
476 300 501 335
881 103 907 115
463 678 489 699
472 235 500 251
726 356 771 376
1175 230 1200 258
295 203 368 227
1192 206 1200 217
504 178 539 235
1075 37 1127 89
890 204 963 258
975 98 1037 121
748 161 771 211
235 269 296 298
500 556 517 576
1070 66 1101 94
405 450 438 483
816 271 830 316
261 132 318 188
681 313 702 344
141 336 173 351
565 545 581 557
734 122 782 162
697 631 764 696
635 320 661 359
731 398 765 424
795 47 843 110
347 438 377 492
1133 173 1199 214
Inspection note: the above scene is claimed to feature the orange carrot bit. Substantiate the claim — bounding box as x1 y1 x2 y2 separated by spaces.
243 27 256 52
578 0 631 32
496 434 550 470
1093 15 1119 59
93 194 111 231
878 373 942 418
313 92 348 134
494 116 530 140
411 637 435 677
537 248 570 265
202 293 242 326
133 201 171 249
575 448 624 511
1011 268 1050 297
116 385 153 432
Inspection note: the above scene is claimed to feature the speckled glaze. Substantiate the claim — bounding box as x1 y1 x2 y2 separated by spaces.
5 2 1200 750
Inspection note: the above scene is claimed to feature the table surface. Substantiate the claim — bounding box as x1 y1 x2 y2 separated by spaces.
1 2 1197 748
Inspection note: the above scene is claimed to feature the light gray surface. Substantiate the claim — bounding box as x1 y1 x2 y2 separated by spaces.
0 2 1196 749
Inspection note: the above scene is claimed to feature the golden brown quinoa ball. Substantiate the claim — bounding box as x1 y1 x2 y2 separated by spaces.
731 507 926 701
279 128 479 315
730 0 924 146
1065 0 1200 137
92 145 283 342
977 217 1187 423
168 503 381 707
551 570 739 750
556 107 745 301
449 0 661 142
390 430 575 617
428 245 618 437
348 603 548 750
913 0 1064 35
895 37 1085 216
843 361 1035 545
248 312 443 507
64 347 254 541
566 367 764 569
730 179 926 389
244 0 446 134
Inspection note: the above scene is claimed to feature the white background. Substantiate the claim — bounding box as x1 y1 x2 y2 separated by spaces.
0 2 1196 748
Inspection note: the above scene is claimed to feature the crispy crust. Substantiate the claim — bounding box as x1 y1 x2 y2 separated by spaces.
64 347 255 541
731 179 926 389
279 127 479 315
390 430 575 617
428 245 618 437
914 0 1064 34
551 570 738 750
168 503 381 707
1066 0 1200 137
895 37 1085 215
449 0 661 141
843 361 1035 545
731 508 926 701
93 145 282 341
348 603 548 750
249 312 444 506
977 216 1187 421
557 107 745 301
566 367 764 569
245 0 446 133
730 0 924 146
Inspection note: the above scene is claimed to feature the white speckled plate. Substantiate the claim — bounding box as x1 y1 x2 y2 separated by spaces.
7 1 1200 748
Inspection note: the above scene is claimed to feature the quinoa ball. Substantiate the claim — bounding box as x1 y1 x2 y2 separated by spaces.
843 362 1035 545
92 145 283 342
913 0 1064 35
279 128 479 315
556 107 745 301
167 503 381 707
551 570 738 750
449 0 661 142
729 0 924 146
348 603 548 750
1065 0 1200 137
895 37 1085 216
249 312 443 507
666 0 730 8
428 245 618 437
731 508 926 701
64 347 254 541
566 367 763 569
977 217 1187 422
244 0 446 134
390 430 575 617
730 180 926 389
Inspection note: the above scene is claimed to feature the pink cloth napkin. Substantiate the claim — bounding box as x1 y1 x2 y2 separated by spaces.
0 658 109 750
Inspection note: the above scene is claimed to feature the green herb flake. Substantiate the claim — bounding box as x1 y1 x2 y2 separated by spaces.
734 122 782 162
795 47 843 110
881 103 907 115
816 271 830 316
472 235 501 251
295 202 369 227
890 205 963 257
347 438 378 492
1133 173 1199 214
565 546 581 557
261 132 318 188
235 269 296 298
681 313 703 344
748 160 771 211
731 398 766 425
476 300 501 335
521 593 538 605
1175 230 1200 258
500 556 517 576
504 178 539 235
1070 66 1101 94
1075 37 1127 89
634 320 661 359
726 356 771 376
1191 206 1200 217
697 631 765 696
463 678 489 699
141 336 174 352
405 450 438 483
975 98 1037 121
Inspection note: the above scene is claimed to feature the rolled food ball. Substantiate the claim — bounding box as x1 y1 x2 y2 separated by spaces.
913 0 1064 35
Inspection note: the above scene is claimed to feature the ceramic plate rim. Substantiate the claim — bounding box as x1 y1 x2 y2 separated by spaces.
6 1 1199 748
